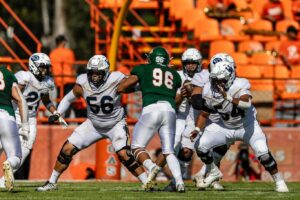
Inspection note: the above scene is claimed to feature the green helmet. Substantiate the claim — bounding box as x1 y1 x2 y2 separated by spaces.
147 46 170 66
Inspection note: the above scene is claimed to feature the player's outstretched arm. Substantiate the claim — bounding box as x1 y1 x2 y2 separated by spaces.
12 82 29 139
190 111 209 142
117 75 139 93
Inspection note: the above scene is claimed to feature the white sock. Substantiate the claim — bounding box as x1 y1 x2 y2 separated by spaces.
272 172 284 182
49 170 61 184
138 172 148 184
179 160 190 179
195 164 207 177
166 154 183 185
143 159 156 172
206 162 217 172
7 156 21 170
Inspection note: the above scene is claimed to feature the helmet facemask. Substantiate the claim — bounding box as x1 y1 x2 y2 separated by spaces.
87 69 108 88
181 48 202 77
209 61 235 94
29 53 51 81
87 55 110 88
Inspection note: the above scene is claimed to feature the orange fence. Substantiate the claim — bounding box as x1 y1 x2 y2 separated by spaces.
0 125 298 182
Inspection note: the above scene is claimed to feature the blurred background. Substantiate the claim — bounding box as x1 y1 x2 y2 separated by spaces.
1 0 300 182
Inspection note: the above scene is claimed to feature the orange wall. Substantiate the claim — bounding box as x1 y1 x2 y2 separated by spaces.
2 125 298 181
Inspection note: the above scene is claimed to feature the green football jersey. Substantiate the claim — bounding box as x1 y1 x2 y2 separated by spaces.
131 63 182 109
0 66 18 117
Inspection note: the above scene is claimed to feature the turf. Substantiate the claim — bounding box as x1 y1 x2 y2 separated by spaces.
1 181 299 200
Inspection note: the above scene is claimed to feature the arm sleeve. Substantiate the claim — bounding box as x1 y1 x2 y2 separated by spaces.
191 94 203 110
57 90 77 115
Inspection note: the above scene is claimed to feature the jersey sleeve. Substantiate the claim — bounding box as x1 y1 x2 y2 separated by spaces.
14 71 30 86
76 74 87 87
175 71 182 90
113 71 126 85
131 65 142 78
237 78 252 98
191 70 209 87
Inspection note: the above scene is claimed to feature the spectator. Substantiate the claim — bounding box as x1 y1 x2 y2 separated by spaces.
262 0 284 29
228 143 262 181
50 35 76 99
207 0 237 13
279 25 300 69
292 0 300 22
50 35 76 117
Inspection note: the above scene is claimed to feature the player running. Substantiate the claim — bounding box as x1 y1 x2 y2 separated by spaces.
36 55 147 191
0 66 29 191
117 46 185 192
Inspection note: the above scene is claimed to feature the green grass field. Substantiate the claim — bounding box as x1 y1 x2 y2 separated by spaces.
2 181 299 200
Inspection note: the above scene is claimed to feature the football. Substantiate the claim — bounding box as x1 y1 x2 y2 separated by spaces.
183 80 193 97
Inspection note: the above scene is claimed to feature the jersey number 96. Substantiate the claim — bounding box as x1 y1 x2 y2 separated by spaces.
152 68 173 89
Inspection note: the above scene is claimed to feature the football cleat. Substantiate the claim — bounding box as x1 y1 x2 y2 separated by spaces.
197 167 223 189
211 181 224 190
36 181 58 192
0 177 5 188
163 181 176 192
147 165 161 184
3 161 14 191
275 180 289 193
176 183 185 193
193 174 205 188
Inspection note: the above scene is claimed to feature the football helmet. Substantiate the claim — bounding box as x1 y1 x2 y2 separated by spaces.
28 53 51 81
87 55 110 88
209 53 235 72
181 48 202 77
147 46 170 67
209 61 235 92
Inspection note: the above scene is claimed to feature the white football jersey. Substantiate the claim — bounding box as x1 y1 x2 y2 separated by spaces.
177 70 192 117
76 71 125 129
190 69 220 123
14 71 54 118
202 77 257 129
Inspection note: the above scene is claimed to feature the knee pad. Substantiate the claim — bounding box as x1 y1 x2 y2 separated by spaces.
259 152 277 173
57 141 79 165
7 156 21 170
196 150 213 164
117 146 140 173
177 148 193 162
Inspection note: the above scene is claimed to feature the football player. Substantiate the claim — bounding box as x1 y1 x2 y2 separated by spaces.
190 60 289 192
0 53 67 188
0 66 29 191
36 55 147 191
118 46 185 192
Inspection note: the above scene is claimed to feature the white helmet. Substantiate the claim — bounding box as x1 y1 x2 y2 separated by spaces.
87 55 110 87
209 53 235 72
209 61 235 92
181 48 202 77
28 53 51 81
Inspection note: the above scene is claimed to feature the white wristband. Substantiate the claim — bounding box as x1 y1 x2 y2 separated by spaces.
226 95 233 102
194 127 201 133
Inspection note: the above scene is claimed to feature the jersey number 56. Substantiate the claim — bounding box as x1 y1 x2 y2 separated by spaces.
86 96 114 114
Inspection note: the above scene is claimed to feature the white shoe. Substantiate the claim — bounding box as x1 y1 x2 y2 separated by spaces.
275 180 289 193
211 181 224 190
176 183 185 193
36 181 58 191
197 167 223 189
193 174 205 188
3 161 14 191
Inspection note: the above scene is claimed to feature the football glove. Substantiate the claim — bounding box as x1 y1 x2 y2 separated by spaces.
19 122 30 141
